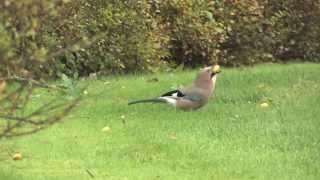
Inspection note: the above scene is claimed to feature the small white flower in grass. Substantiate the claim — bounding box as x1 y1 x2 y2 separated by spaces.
83 90 88 95
102 126 111 132
120 115 126 124
260 102 269 108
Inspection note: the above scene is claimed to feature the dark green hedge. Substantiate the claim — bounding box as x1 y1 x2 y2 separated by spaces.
1 0 319 77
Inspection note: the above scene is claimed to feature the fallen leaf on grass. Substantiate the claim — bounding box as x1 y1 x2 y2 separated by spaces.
168 133 177 140
12 153 22 161
0 80 6 94
101 126 111 132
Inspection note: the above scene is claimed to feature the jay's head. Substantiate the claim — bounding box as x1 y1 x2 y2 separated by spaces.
198 65 221 80
194 65 221 87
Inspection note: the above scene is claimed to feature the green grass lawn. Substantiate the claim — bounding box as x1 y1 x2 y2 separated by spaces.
1 63 320 180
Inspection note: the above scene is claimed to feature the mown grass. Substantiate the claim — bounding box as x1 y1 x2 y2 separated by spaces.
1 63 320 180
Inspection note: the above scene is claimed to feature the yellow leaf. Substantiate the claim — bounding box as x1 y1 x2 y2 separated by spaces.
102 126 111 132
0 80 6 94
168 133 177 140
12 153 22 161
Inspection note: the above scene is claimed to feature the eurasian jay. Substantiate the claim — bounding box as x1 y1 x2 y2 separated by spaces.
128 65 221 110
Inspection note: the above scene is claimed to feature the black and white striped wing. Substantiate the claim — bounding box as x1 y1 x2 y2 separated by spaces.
161 90 185 98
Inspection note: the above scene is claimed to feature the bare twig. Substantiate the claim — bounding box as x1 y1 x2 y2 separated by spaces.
0 76 83 139
86 169 95 178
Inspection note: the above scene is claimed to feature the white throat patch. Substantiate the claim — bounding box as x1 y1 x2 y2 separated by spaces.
211 75 217 81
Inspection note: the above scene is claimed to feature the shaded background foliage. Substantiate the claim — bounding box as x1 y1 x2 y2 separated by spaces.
0 0 320 77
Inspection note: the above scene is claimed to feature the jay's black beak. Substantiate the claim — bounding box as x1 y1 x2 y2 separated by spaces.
210 71 220 78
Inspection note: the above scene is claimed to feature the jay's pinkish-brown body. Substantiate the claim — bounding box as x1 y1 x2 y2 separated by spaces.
128 65 221 110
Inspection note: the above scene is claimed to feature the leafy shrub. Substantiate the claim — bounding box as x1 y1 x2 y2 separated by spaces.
1 0 319 78
263 0 320 61
214 0 270 65
46 0 169 76
151 0 227 67
0 0 79 78
219 0 320 65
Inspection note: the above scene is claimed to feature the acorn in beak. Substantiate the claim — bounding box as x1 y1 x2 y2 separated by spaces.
211 65 221 78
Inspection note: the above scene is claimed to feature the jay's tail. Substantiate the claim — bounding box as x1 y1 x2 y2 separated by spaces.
128 98 167 105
